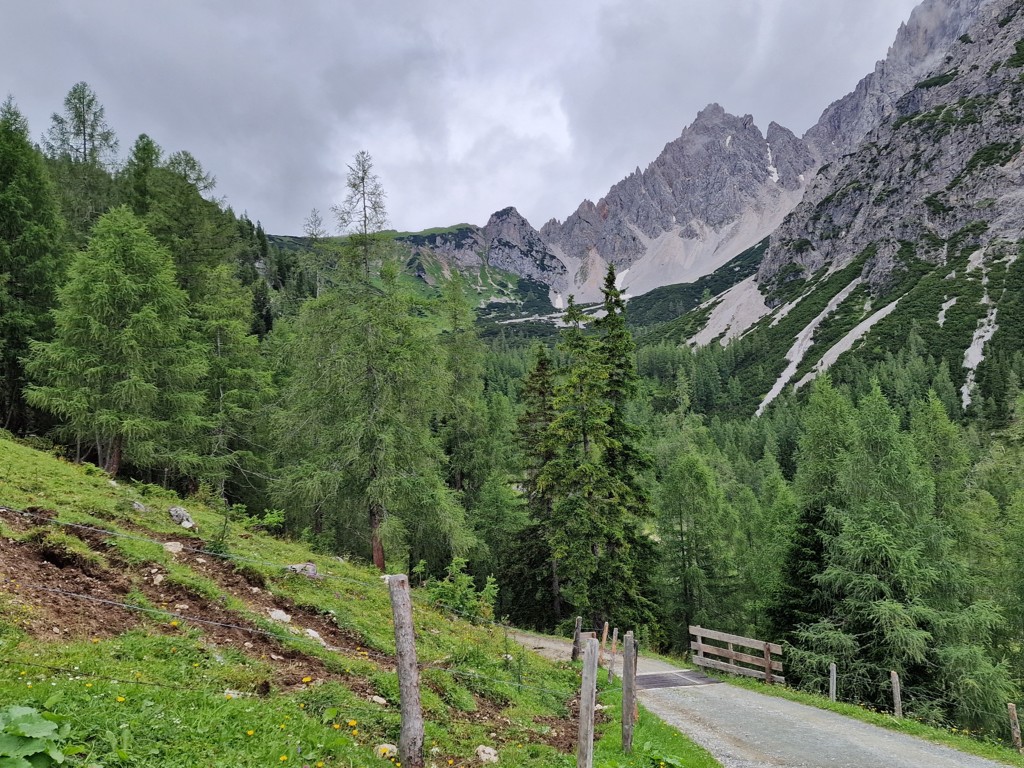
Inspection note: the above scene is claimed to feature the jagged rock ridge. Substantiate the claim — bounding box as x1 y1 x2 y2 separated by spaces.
760 0 1024 294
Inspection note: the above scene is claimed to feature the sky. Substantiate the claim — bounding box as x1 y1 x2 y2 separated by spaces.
1 0 920 235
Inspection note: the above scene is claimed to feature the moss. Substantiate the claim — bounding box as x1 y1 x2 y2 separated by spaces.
915 70 958 89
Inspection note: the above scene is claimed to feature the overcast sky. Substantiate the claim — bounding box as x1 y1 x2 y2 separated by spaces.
1 0 920 235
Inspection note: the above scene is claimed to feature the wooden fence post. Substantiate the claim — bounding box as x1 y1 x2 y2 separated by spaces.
607 628 619 682
829 663 837 703
577 638 599 768
890 670 902 718
571 616 583 662
387 575 424 768
599 621 609 667
1009 703 1023 752
622 631 636 755
763 643 774 685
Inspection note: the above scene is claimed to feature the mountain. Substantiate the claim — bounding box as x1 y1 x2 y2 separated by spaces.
805 0 998 160
539 107 813 304
679 0 1024 416
377 0 997 311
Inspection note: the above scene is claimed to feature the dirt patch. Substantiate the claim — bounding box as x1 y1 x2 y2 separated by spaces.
0 507 385 695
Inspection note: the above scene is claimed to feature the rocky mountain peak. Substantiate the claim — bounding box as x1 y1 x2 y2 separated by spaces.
804 0 997 159
761 0 1024 299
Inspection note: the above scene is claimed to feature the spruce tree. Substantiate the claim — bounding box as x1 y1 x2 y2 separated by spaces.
25 206 206 475
0 98 66 431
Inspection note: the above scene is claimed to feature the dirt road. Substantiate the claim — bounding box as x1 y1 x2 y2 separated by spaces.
512 632 1008 768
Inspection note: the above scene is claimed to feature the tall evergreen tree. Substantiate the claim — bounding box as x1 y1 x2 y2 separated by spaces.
768 376 856 643
0 98 66 431
25 206 206 475
274 152 470 572
42 82 118 244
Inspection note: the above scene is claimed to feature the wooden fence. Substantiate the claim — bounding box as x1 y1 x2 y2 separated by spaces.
689 625 784 685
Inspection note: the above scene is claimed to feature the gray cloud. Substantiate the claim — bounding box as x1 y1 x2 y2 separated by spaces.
0 0 919 234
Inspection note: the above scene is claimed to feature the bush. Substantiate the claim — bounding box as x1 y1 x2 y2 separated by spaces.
414 557 497 623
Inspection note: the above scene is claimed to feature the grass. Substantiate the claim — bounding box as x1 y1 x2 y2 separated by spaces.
0 435 718 767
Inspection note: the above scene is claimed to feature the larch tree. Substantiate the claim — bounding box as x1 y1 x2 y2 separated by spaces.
42 82 119 244
0 98 66 431
25 206 206 475
274 151 470 572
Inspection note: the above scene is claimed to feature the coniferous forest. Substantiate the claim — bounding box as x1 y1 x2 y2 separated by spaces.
6 82 1024 736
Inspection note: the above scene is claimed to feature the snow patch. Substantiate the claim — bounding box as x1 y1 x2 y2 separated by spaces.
726 135 732 148
795 298 902 389
766 143 780 183
937 296 957 327
553 292 564 310
756 278 863 416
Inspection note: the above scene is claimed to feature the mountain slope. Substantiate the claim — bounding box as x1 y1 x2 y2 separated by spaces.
0 434 709 767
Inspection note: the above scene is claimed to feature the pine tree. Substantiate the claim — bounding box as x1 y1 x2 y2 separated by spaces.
274 152 470 572
42 82 118 245
192 264 273 500
768 376 856 643
0 98 66 431
25 206 206 475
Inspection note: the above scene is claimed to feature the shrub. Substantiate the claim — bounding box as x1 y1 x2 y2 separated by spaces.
414 557 497 623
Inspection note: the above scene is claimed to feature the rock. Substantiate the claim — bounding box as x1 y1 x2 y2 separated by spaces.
475 745 499 764
153 574 164 585
304 628 337 650
595 703 607 711
270 653 284 661
285 562 320 579
194 557 206 564
108 479 118 487
375 744 398 759
268 609 292 623
163 541 184 555
168 506 197 530
131 500 147 512
369 695 388 706
243 642 253 649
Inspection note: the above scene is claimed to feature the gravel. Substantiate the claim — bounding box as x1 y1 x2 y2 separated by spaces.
512 631 1008 768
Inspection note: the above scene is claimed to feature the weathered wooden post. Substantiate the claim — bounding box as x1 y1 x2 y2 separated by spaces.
387 574 424 768
890 670 902 718
1009 703 1023 752
829 663 837 702
607 628 619 682
599 621 609 667
622 631 636 754
577 638 599 768
763 642 774 685
571 616 583 662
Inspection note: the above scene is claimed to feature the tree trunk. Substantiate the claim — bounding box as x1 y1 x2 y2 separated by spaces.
105 435 122 476
370 501 386 571
551 558 562 621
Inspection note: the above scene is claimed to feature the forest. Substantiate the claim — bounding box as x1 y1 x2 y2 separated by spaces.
4 82 1024 736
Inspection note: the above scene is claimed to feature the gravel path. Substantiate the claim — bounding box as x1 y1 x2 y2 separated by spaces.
511 632 1008 768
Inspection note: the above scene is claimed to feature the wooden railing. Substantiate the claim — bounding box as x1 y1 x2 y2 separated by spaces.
689 625 784 685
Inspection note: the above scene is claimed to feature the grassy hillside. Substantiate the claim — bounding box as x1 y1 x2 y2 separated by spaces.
0 435 716 768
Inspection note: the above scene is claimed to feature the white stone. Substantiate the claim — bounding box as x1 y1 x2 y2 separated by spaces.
370 695 388 706
268 609 292 623
476 745 499 764
163 541 183 555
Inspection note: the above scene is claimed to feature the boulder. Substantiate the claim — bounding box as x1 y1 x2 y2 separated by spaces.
168 506 197 530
